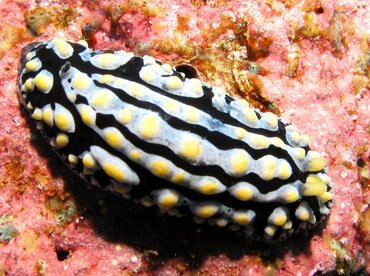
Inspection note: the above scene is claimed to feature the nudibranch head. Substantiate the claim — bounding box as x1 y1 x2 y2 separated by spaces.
19 38 332 241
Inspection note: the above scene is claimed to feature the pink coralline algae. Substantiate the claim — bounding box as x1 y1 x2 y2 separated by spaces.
0 0 369 275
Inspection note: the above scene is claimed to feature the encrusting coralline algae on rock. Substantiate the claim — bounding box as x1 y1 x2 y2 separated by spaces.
0 0 369 274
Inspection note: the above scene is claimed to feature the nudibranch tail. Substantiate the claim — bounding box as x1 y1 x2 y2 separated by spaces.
18 38 332 241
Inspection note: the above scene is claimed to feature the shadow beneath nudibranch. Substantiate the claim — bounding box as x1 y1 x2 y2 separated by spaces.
21 109 326 269
64 169 325 269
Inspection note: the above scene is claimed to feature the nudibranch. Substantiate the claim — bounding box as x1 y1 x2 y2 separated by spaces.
18 38 332 241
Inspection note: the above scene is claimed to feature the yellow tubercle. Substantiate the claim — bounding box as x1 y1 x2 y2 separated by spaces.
144 56 156 65
282 220 292 230
165 76 183 90
55 133 69 148
100 74 115 84
198 181 218 195
272 212 287 226
306 174 322 184
32 108 42 120
306 151 326 171
35 73 52 92
117 108 132 125
283 187 299 203
319 191 332 202
242 108 258 124
139 114 160 139
151 159 170 177
92 89 113 108
233 211 251 225
129 149 141 161
127 82 145 98
180 136 201 161
72 72 91 91
164 99 180 113
24 78 35 92
187 78 203 94
231 151 249 176
52 39 74 58
54 113 70 132
68 154 78 165
277 161 292 180
272 137 284 147
26 102 33 110
302 184 327 197
260 157 276 181
25 59 40 72
140 67 156 83
42 107 54 126
216 219 228 227
26 52 35 61
250 134 269 148
103 162 125 182
233 186 253 201
78 105 96 126
289 130 301 145
184 106 200 122
196 205 218 218
263 112 278 129
66 91 76 103
103 128 124 149
95 53 117 68
292 148 305 160
82 153 96 169
264 225 277 237
302 174 327 196
157 192 179 210
239 99 249 107
235 127 247 139
172 172 186 184
161 63 173 73
295 208 309 221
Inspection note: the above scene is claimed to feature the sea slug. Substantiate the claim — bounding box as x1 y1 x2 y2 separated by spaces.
18 38 332 241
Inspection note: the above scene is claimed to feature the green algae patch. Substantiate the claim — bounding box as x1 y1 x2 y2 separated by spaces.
0 215 17 243
45 195 77 226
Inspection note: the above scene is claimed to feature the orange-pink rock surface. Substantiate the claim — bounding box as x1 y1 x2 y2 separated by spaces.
0 0 369 274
